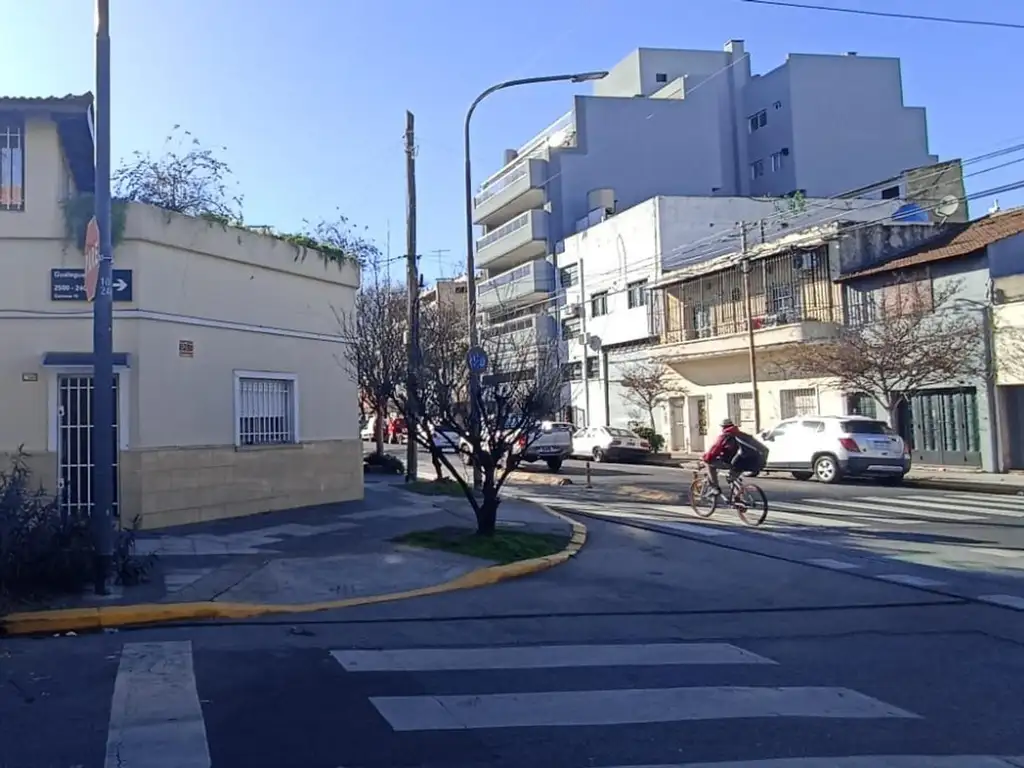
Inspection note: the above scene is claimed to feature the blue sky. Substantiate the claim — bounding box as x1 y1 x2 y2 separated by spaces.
5 0 1023 285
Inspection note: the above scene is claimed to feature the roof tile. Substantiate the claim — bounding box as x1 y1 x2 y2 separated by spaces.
841 207 1024 279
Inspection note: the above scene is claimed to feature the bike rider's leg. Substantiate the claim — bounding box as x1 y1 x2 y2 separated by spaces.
706 463 724 496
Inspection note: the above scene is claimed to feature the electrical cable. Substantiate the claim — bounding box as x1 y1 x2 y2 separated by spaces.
738 0 1024 30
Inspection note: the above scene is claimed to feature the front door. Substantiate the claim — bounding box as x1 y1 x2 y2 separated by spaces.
56 374 120 520
897 387 981 468
668 397 686 452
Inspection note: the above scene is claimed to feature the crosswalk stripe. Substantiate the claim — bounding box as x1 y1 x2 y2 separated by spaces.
923 492 1024 507
655 520 737 537
805 498 975 522
877 574 947 588
895 494 1024 515
979 594 1024 610
768 502 867 527
369 686 920 731
626 756 1024 767
859 496 1020 519
105 641 210 768
332 643 776 672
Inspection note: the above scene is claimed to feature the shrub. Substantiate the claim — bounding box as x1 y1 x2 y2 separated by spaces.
363 451 405 475
0 448 155 607
633 426 665 454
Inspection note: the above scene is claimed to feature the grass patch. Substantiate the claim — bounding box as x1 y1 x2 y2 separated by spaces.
403 478 466 497
394 526 568 564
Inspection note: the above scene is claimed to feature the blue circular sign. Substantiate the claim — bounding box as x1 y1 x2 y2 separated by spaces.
466 346 489 372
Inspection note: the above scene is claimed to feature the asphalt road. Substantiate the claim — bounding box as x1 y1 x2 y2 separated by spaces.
5 515 1024 767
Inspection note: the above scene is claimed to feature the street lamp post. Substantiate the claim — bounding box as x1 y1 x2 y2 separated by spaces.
463 70 607 489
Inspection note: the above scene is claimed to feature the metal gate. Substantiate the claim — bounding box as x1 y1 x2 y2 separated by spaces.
898 387 981 468
57 374 120 519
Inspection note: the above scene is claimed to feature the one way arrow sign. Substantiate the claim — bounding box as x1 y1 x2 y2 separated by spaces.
113 277 129 292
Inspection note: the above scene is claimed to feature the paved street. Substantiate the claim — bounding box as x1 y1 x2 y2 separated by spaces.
5 514 1024 767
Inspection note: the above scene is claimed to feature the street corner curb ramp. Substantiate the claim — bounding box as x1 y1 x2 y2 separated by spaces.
0 506 587 638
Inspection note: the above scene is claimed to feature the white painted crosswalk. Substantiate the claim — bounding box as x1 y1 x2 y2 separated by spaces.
80 640 1024 767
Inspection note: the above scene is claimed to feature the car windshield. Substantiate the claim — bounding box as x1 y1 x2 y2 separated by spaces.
841 420 889 435
607 428 635 437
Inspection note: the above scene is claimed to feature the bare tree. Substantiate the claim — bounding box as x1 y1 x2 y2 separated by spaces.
775 277 986 424
619 360 684 432
395 306 563 535
337 263 406 456
113 126 243 221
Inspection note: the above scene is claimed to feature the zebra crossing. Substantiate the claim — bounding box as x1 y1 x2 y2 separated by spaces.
87 639 1024 767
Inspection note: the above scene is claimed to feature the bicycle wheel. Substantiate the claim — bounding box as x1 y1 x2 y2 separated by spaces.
689 477 717 518
735 483 768 527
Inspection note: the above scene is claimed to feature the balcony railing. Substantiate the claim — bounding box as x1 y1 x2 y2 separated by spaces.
475 163 529 208
478 212 530 251
476 111 576 196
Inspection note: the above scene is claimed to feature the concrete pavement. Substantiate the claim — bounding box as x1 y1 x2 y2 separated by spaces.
4 514 1024 767
0 478 579 635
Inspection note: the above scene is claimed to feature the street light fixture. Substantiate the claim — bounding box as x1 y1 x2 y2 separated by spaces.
462 70 609 489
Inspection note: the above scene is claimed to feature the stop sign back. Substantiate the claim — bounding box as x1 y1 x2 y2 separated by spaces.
84 216 100 302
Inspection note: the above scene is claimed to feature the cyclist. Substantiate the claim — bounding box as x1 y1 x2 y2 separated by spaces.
701 418 746 499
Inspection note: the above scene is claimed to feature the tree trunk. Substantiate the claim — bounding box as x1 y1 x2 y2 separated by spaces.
475 467 499 535
647 407 656 432
374 405 385 456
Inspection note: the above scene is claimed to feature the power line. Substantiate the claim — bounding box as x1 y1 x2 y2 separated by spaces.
739 0 1024 30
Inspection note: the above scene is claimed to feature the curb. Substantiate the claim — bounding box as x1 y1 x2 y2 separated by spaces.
904 478 1024 495
0 505 587 638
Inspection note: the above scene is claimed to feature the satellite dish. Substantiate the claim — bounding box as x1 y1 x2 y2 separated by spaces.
935 195 960 219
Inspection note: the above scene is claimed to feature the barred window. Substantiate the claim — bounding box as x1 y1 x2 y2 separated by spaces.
234 372 298 446
1 121 25 211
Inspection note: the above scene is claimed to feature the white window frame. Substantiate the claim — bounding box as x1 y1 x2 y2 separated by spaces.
232 370 300 447
46 365 131 452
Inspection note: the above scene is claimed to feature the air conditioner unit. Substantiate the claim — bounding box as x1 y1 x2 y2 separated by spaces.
577 333 588 346
564 304 580 319
793 253 815 271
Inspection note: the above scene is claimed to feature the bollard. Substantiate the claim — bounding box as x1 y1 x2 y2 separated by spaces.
585 460 592 488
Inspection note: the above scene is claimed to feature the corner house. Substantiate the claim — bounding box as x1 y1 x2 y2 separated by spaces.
0 93 362 529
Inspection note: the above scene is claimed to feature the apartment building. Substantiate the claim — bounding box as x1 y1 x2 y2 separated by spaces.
420 276 468 315
555 157 968 428
471 40 937 363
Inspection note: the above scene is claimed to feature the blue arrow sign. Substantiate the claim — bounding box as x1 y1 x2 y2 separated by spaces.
466 346 489 372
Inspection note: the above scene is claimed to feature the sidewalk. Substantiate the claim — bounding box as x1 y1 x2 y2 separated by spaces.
0 479 581 635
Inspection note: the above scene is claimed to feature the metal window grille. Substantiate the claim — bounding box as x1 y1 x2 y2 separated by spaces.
780 388 818 420
57 375 120 521
237 377 296 446
1 122 24 210
727 392 755 431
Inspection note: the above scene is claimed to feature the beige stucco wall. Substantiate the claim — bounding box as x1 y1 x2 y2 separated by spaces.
0 120 364 527
994 300 1024 386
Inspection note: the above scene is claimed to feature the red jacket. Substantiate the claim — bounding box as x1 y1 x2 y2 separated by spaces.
703 425 741 463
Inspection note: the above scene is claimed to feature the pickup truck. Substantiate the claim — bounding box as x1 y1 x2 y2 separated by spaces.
459 419 574 472
511 420 574 471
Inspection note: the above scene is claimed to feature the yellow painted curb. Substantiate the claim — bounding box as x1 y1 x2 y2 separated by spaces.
0 504 587 637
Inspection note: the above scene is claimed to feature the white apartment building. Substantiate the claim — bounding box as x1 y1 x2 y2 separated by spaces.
558 158 967 431
471 40 937 366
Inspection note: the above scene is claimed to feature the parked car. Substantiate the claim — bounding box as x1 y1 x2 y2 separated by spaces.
759 415 910 484
460 419 573 471
571 425 651 463
360 415 379 442
513 420 574 471
418 422 461 453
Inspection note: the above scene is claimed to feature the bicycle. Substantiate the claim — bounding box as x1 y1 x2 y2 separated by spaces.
689 461 769 527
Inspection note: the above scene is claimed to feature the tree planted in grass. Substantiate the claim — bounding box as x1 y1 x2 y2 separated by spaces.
394 302 562 535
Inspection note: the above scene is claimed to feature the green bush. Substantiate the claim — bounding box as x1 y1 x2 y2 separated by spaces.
0 448 155 607
364 451 405 475
633 426 665 454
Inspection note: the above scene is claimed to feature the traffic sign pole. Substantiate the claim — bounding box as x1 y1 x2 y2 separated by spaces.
91 0 115 595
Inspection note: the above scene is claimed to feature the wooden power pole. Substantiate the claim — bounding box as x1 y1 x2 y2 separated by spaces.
405 111 419 481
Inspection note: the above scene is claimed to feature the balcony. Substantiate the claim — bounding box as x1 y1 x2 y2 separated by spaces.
476 209 549 272
477 258 554 313
654 314 842 363
473 158 549 228
481 311 557 353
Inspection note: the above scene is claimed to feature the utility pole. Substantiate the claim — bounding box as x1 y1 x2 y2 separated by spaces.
740 221 761 433
578 258 591 426
404 111 419 481
92 0 115 595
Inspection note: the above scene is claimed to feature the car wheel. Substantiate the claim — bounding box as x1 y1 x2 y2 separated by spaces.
813 455 841 484
791 471 813 481
592 447 606 463
546 458 563 472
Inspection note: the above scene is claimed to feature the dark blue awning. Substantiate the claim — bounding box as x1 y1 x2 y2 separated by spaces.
41 352 131 368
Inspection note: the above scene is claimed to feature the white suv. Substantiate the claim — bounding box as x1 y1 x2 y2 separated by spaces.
759 415 911 484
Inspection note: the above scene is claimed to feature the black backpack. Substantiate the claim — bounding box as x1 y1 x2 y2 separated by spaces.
732 431 769 473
